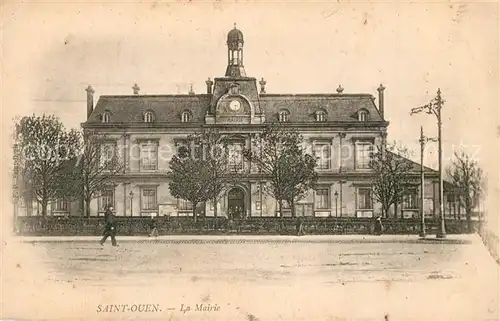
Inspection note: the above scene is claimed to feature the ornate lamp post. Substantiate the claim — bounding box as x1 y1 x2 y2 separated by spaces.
334 191 339 217
411 89 446 238
129 190 134 217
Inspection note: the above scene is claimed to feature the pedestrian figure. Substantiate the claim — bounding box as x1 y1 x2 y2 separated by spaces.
296 217 306 236
99 206 118 246
374 216 383 235
149 215 159 237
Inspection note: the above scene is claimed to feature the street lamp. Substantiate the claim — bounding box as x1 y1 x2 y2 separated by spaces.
411 88 446 238
418 126 437 238
129 190 134 217
334 191 339 217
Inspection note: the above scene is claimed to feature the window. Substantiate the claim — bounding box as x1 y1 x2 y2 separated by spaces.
141 188 157 211
315 110 327 122
296 203 314 217
102 111 111 123
278 109 290 122
140 142 158 171
357 188 373 210
181 111 192 123
178 198 192 211
314 188 330 209
99 188 115 212
55 199 68 212
403 187 418 209
313 143 331 170
355 142 373 169
358 110 368 121
101 143 116 169
144 111 154 123
255 183 262 211
228 143 244 170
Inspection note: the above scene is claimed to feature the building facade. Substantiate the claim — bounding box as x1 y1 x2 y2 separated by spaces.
16 26 466 219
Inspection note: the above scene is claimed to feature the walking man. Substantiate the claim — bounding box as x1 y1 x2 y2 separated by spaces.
100 206 118 246
374 216 383 236
149 214 159 238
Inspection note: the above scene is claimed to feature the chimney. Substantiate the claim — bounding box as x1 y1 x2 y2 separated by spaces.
259 77 267 94
85 85 95 120
336 85 344 94
188 84 195 95
377 84 386 119
132 83 140 95
205 78 214 94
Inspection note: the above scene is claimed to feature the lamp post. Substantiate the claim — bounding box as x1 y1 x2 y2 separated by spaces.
129 190 134 217
411 88 446 238
334 191 339 217
418 126 437 238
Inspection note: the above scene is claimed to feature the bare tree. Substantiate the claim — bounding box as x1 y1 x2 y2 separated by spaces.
14 114 81 215
67 131 125 217
369 142 413 218
188 128 236 219
243 123 317 217
446 151 484 226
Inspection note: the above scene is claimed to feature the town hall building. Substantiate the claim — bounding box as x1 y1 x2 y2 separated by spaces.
18 25 465 220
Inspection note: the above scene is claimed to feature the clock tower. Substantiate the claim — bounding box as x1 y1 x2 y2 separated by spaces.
205 24 265 125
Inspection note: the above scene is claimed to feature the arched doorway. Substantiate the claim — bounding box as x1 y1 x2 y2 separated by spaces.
227 187 245 219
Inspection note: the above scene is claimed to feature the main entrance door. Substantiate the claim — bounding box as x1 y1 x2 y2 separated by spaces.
227 188 245 219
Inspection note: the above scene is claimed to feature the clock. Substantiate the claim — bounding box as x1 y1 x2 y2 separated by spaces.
229 100 241 111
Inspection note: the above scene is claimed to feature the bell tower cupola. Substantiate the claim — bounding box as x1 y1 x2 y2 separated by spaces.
225 23 246 77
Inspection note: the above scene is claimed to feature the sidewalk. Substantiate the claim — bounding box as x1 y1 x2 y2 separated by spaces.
10 233 478 244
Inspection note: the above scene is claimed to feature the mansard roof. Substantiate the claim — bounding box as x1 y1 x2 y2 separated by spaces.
260 93 384 123
87 94 211 124
387 151 437 175
85 92 386 125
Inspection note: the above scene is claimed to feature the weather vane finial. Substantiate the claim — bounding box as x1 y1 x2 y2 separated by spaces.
234 22 237 28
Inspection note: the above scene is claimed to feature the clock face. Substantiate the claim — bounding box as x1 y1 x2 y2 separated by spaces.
229 100 241 111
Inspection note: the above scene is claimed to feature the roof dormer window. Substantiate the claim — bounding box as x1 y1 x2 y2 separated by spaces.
315 109 327 122
358 109 369 122
144 111 154 123
278 109 290 122
102 111 111 123
181 111 192 123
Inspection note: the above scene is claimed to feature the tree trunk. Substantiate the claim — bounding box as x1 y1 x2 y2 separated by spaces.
212 197 218 229
85 197 91 217
192 202 198 224
213 197 218 218
278 200 283 218
41 198 48 216
290 200 296 217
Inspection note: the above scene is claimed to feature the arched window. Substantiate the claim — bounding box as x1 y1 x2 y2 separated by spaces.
181 111 192 123
358 109 369 122
144 111 154 123
102 111 111 123
278 109 290 122
315 109 327 122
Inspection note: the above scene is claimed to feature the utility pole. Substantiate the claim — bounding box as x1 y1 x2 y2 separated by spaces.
418 126 437 238
411 88 446 238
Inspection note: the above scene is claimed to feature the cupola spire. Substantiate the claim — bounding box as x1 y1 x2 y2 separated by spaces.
225 23 246 77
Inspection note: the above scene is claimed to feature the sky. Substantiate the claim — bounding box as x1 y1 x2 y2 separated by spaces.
1 1 499 227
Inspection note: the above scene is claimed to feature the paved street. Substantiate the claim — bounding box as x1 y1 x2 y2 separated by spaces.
2 235 498 321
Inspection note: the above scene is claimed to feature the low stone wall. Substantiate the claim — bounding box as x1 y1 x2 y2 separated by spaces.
14 216 477 236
